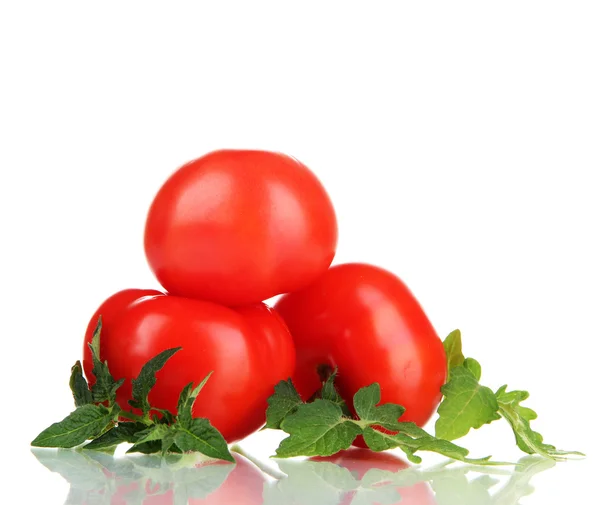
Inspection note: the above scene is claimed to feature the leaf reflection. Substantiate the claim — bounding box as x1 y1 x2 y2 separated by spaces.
32 447 555 505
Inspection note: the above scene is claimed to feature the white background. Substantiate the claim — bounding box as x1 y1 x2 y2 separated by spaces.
1 2 598 503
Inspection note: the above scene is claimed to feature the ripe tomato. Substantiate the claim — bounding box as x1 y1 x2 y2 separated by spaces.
275 263 447 428
82 290 295 442
144 149 338 306
312 448 436 505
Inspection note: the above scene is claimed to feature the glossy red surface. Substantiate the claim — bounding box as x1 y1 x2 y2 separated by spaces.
144 149 338 306
275 263 447 428
82 291 295 442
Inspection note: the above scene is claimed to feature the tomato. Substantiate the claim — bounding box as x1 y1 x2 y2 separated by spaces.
82 290 295 442
144 149 338 306
274 263 447 429
312 448 436 505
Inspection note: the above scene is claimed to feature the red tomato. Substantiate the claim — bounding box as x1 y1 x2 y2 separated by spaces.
144 149 338 306
312 448 436 505
82 291 295 442
275 263 447 429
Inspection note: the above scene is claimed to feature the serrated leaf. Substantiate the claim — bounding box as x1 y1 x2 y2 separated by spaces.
126 440 163 454
319 371 352 417
131 347 182 415
88 318 124 404
496 385 584 460
463 357 482 381
266 379 304 429
177 372 213 428
436 366 500 441
32 404 114 448
161 430 178 456
353 383 405 431
174 418 234 462
84 422 147 451
133 424 172 446
276 400 363 458
363 423 493 465
70 361 93 407
443 329 465 370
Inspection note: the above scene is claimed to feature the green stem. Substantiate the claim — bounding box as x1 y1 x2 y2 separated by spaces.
118 410 151 425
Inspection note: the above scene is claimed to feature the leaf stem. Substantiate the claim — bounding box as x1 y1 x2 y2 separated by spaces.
117 410 151 425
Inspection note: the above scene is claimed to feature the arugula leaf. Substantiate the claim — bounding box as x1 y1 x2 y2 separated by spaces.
174 418 234 462
435 366 501 441
84 422 147 451
276 400 363 457
177 372 213 428
31 404 114 448
496 385 584 460
443 329 465 370
130 347 182 415
353 383 404 431
266 379 304 429
69 361 92 407
87 318 124 404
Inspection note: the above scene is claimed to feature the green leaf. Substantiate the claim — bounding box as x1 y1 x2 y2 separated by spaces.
266 379 304 429
126 424 183 455
463 357 482 381
363 422 493 465
174 418 234 462
130 347 182 415
126 440 163 454
353 383 405 431
31 404 114 448
435 366 500 441
443 329 465 370
133 424 171 445
496 385 584 460
88 318 124 404
84 422 147 451
276 400 363 458
319 370 352 417
161 430 177 456
176 372 213 428
69 361 92 407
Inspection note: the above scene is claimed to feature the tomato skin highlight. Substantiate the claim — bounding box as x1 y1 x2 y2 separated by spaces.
275 263 447 428
144 149 338 306
82 291 296 443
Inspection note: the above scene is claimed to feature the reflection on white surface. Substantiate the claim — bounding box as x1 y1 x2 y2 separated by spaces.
32 447 556 505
